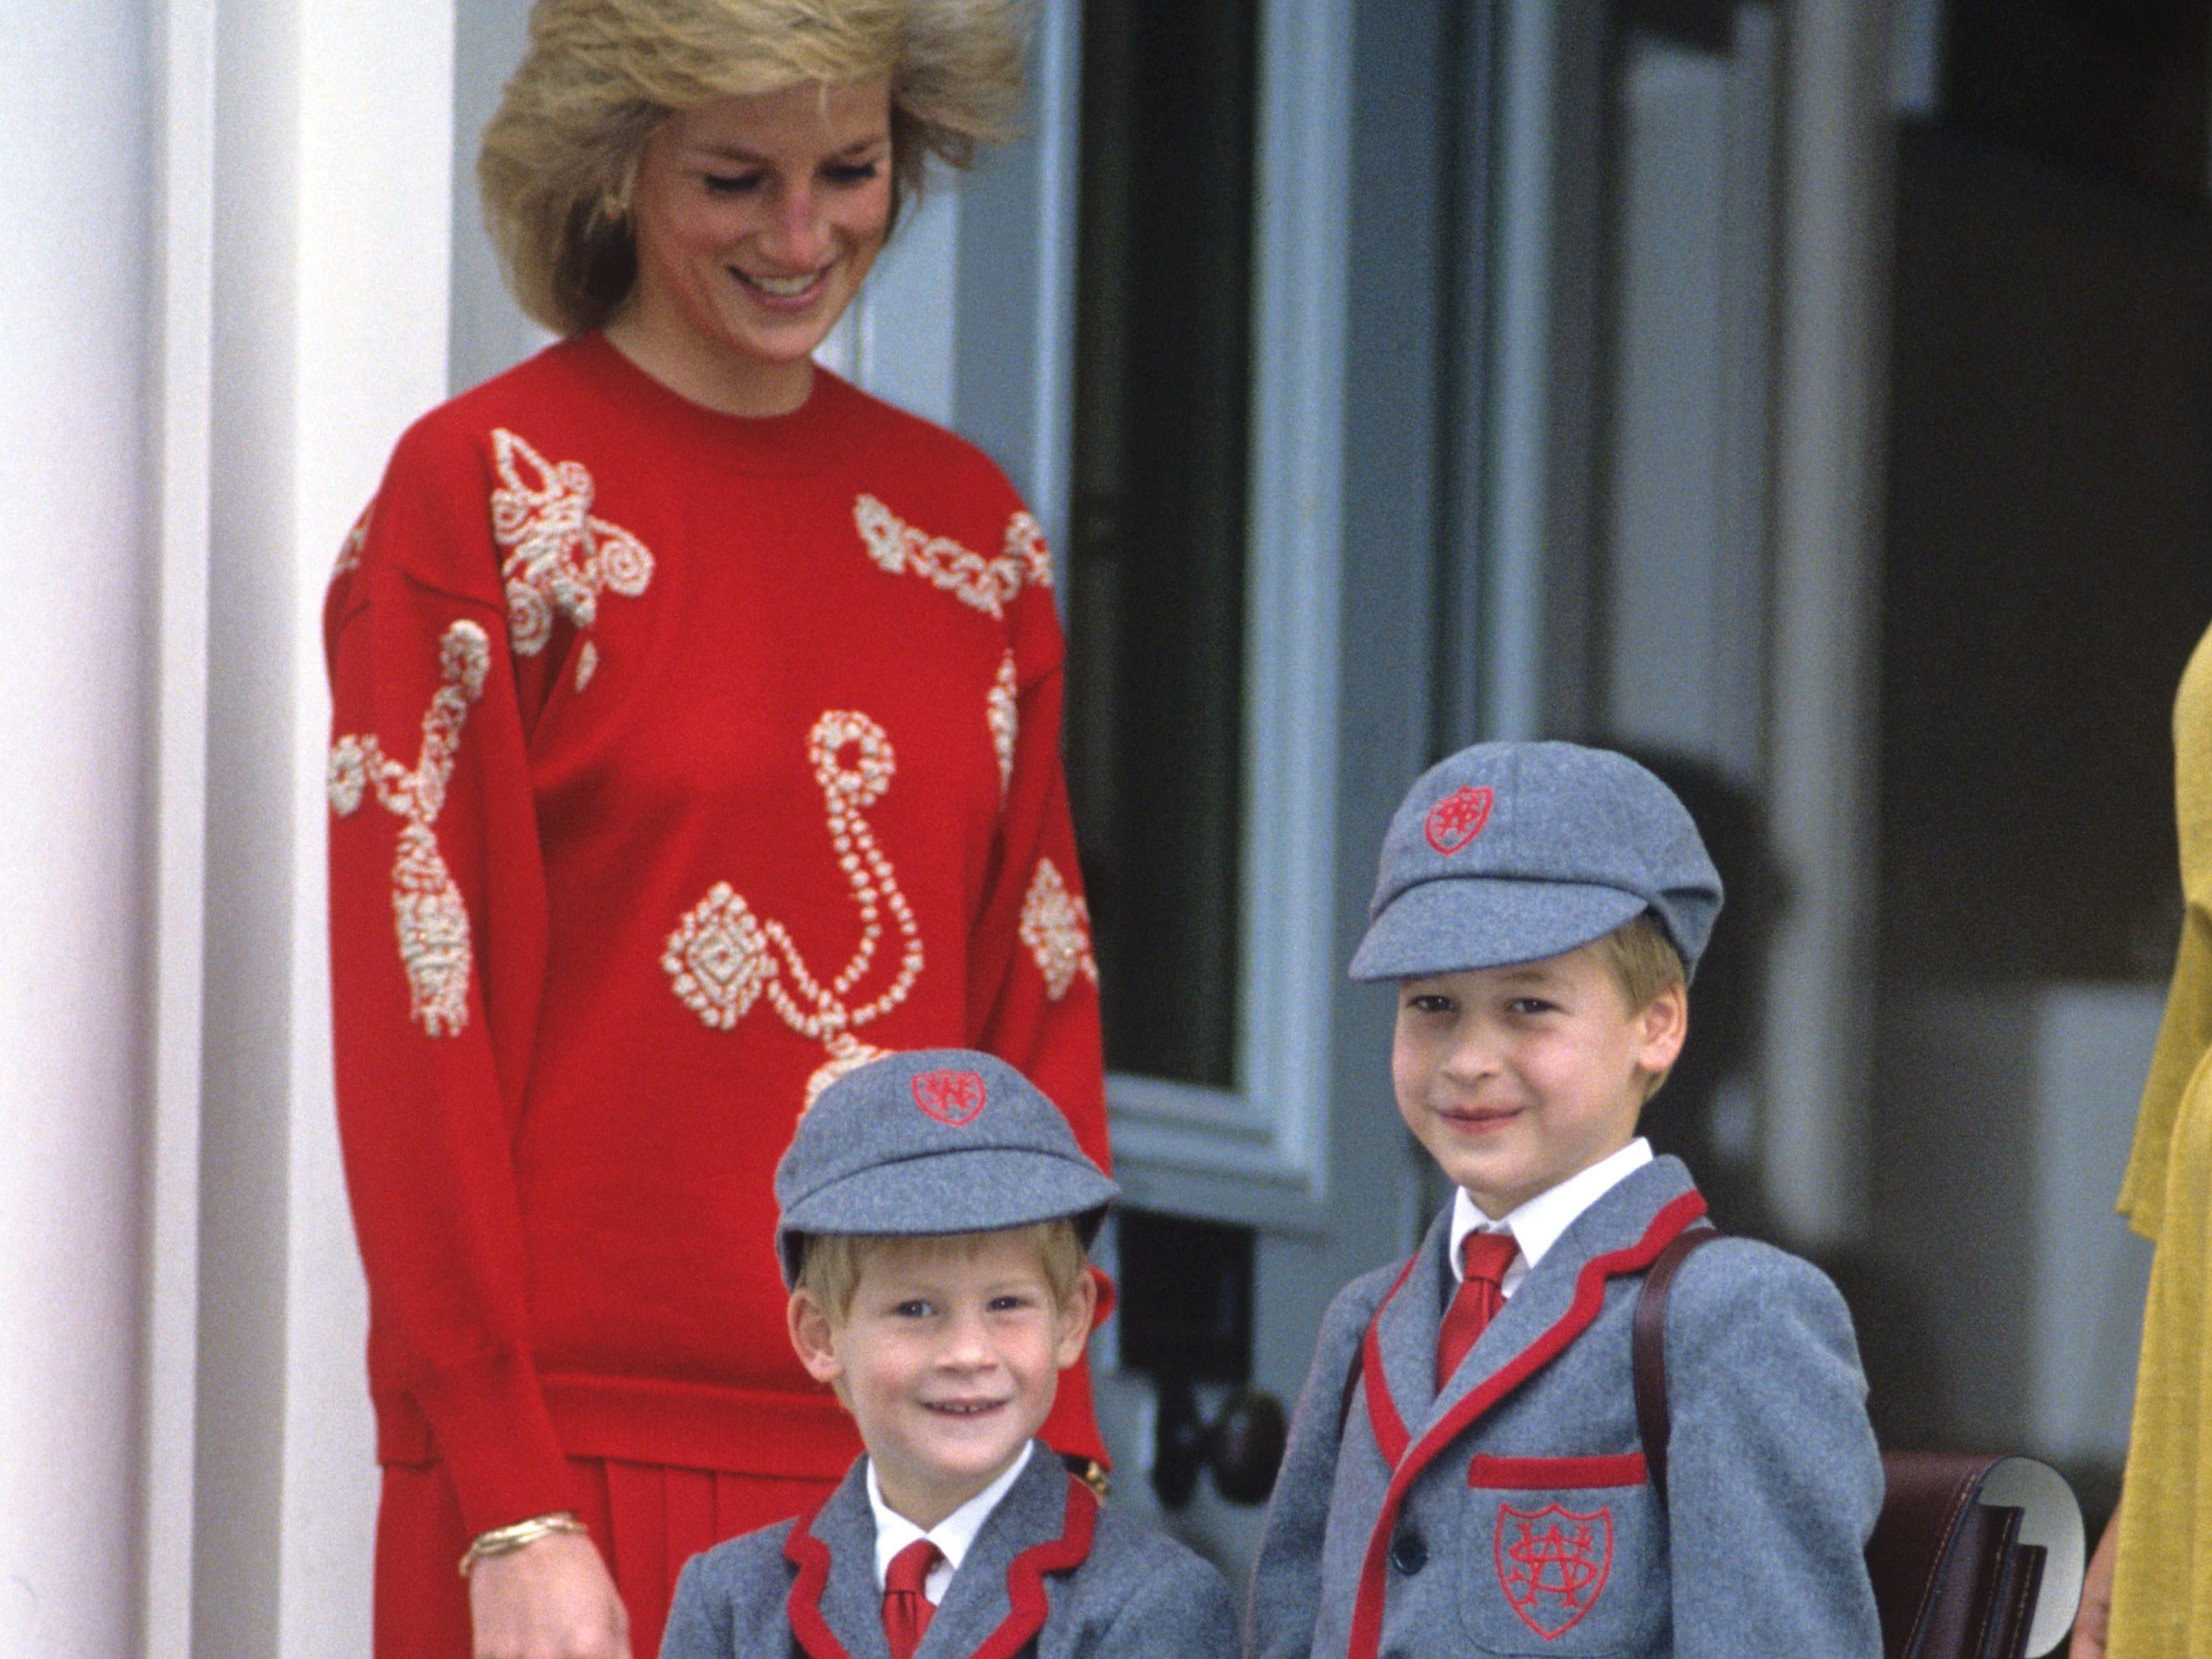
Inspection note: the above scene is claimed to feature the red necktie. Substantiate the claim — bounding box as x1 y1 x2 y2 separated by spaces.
883 1539 941 1659
1437 1230 1519 1388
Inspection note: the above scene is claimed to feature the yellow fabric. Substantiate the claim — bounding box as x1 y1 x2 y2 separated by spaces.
2111 621 2212 1657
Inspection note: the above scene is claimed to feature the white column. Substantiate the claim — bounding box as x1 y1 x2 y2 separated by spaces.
0 5 155 1657
1761 1 1893 1244
185 0 457 1654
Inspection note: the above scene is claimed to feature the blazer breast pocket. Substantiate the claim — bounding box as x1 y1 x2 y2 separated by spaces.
1453 1454 1665 1658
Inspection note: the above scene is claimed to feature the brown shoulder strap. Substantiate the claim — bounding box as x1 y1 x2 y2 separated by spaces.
1632 1226 1719 1510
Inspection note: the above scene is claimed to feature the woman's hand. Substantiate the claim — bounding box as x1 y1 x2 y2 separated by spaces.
467 1530 632 1659
2070 1497 2119 1659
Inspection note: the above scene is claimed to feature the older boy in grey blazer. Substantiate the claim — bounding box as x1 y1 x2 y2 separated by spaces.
1247 743 1883 1659
662 1049 1237 1659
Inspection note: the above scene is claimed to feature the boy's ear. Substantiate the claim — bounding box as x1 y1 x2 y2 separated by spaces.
1633 982 1689 1077
1051 1269 1097 1370
788 1289 845 1387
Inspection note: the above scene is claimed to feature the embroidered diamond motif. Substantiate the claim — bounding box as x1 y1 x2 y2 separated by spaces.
1019 859 1097 1002
662 882 775 1030
328 618 492 1037
489 428 654 673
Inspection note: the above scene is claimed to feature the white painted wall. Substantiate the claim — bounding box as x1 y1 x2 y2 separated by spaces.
0 4 155 1655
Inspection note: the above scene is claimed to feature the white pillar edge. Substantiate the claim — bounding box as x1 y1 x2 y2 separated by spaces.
1760 2 1893 1246
142 0 218 1652
1481 0 1555 742
277 2 459 1648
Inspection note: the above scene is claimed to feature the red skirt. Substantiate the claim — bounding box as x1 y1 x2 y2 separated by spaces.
375 1457 838 1658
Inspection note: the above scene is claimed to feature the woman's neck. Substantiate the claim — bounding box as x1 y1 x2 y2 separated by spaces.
601 307 816 418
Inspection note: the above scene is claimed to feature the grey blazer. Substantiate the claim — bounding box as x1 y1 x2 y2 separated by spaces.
1245 1157 1883 1659
663 1441 1239 1659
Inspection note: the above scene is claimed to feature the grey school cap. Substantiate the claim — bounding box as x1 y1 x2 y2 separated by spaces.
773 1049 1119 1287
1349 741 1722 982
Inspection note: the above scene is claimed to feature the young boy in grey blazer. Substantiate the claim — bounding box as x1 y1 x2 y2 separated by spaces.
1247 742 1884 1659
661 1049 1238 1659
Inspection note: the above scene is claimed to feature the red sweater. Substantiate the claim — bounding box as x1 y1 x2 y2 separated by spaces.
324 336 1109 1538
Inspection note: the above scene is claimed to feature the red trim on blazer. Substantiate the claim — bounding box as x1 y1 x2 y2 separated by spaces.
1345 1188 1707 1659
1358 1253 1425 1467
1466 1452 1648 1488
782 1507 848 1659
970 1476 1098 1659
782 1474 1101 1659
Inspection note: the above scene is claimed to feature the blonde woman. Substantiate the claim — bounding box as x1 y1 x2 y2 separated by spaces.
323 4 1109 1654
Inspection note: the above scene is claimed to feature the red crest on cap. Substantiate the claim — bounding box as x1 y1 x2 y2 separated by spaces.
1424 786 1493 854
1495 1502 1613 1639
912 1070 987 1126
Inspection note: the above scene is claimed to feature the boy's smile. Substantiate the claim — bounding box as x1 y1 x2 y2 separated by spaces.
789 1233 1094 1529
1392 943 1686 1219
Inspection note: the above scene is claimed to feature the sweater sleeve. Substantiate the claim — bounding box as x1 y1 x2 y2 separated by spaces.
323 429 573 1536
961 519 1111 1464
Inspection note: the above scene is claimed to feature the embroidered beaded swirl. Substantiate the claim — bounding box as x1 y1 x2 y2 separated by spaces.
327 619 492 1036
662 711 925 1103
489 428 653 683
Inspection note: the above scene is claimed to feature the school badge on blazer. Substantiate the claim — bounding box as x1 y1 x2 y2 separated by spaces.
1494 1503 1613 1639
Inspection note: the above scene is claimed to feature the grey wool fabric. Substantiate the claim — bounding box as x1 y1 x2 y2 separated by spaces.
1349 742 1723 983
774 1048 1119 1286
1244 1159 1883 1659
661 1437 1240 1659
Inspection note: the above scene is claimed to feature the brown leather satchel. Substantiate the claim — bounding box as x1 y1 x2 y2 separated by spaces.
1633 1229 2082 1659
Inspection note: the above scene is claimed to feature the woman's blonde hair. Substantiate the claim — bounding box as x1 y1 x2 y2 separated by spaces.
480 0 1031 334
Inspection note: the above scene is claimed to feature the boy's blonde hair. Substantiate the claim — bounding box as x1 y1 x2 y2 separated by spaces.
795 1218 1089 1321
1593 910 1687 1101
1594 910 1686 1013
479 0 1031 335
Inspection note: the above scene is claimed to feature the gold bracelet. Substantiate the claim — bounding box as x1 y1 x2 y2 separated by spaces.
457 1511 588 1577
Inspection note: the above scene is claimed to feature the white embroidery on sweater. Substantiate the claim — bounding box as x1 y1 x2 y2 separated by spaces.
575 639 599 692
988 650 1017 797
1019 858 1097 1002
328 619 492 1036
1003 511 1055 591
851 495 1055 621
332 500 372 578
664 711 925 1101
489 428 654 672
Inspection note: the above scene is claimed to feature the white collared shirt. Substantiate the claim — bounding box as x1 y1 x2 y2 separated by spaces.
1447 1138 1654 1299
866 1440 1035 1606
